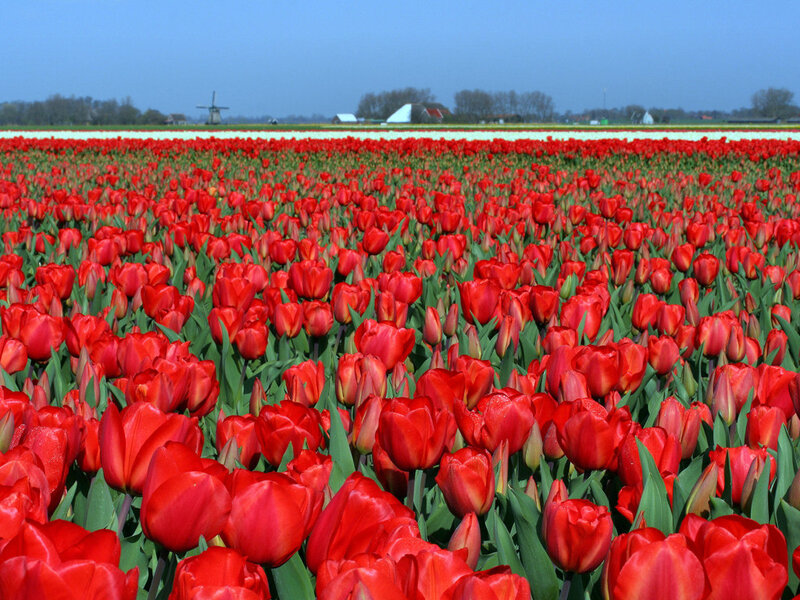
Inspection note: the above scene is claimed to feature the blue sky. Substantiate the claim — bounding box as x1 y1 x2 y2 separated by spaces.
3 0 798 117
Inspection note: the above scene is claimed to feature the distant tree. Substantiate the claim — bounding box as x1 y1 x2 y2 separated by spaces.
454 89 494 122
518 91 555 122
356 88 435 120
140 109 167 125
751 87 797 119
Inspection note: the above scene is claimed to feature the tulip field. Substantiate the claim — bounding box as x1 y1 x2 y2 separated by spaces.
4 134 800 599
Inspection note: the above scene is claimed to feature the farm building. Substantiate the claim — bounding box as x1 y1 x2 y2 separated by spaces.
386 103 451 124
332 113 358 124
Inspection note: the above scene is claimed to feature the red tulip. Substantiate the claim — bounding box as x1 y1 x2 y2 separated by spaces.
0 304 66 362
288 259 333 299
255 400 324 467
602 528 706 600
680 514 787 600
99 401 203 495
0 520 138 600
560 294 604 341
273 301 303 337
377 396 456 471
708 445 776 506
169 547 271 600
315 555 407 600
543 480 613 573
354 319 416 371
435 447 495 518
451 355 495 409
528 285 560 325
454 390 535 454
283 359 325 406
693 253 720 286
305 472 418 574
222 469 322 566
648 334 681 375
459 279 501 326
448 512 482 570
303 300 334 337
446 566 531 600
141 442 231 553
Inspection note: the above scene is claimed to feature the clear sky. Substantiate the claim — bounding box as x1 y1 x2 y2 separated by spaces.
3 0 799 118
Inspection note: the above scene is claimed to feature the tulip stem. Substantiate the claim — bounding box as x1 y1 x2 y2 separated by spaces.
558 579 571 600
406 470 426 512
147 553 167 600
117 493 132 538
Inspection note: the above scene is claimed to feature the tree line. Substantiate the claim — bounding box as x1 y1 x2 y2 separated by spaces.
355 87 556 122
0 95 169 126
355 86 798 123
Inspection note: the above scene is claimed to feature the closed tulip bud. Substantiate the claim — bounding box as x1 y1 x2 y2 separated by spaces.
524 476 541 511
443 303 459 337
218 438 240 471
621 279 635 304
249 378 266 416
686 462 718 517
0 411 13 453
448 512 481 570
787 467 800 510
495 315 518 358
682 363 697 397
559 272 577 299
466 324 481 359
765 330 788 366
725 324 746 362
423 306 442 346
522 421 543 471
492 440 509 496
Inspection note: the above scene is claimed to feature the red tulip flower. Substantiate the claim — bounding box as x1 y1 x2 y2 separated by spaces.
99 402 203 495
169 547 270 600
602 528 706 600
0 520 138 600
543 480 613 573
435 447 495 518
222 469 323 567
305 473 418 574
680 514 787 600
255 400 324 467
377 396 456 471
141 442 231 553
354 319 416 371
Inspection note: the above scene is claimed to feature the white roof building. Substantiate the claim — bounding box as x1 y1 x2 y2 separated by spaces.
333 113 358 123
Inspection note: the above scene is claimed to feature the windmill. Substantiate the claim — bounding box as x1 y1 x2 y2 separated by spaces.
197 91 229 125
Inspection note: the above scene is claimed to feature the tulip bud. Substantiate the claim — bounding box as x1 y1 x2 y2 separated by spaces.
524 476 541 511
466 325 481 359
686 462 719 517
621 279 635 304
423 306 442 346
492 441 509 496
249 378 266 416
0 412 14 453
218 438 240 471
709 369 736 426
739 459 763 513
448 512 481 570
682 364 697 398
559 273 577 299
443 303 459 338
522 421 543 471
495 315 515 358
787 468 800 510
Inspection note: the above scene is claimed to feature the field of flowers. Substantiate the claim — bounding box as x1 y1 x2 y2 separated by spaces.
1 135 800 599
